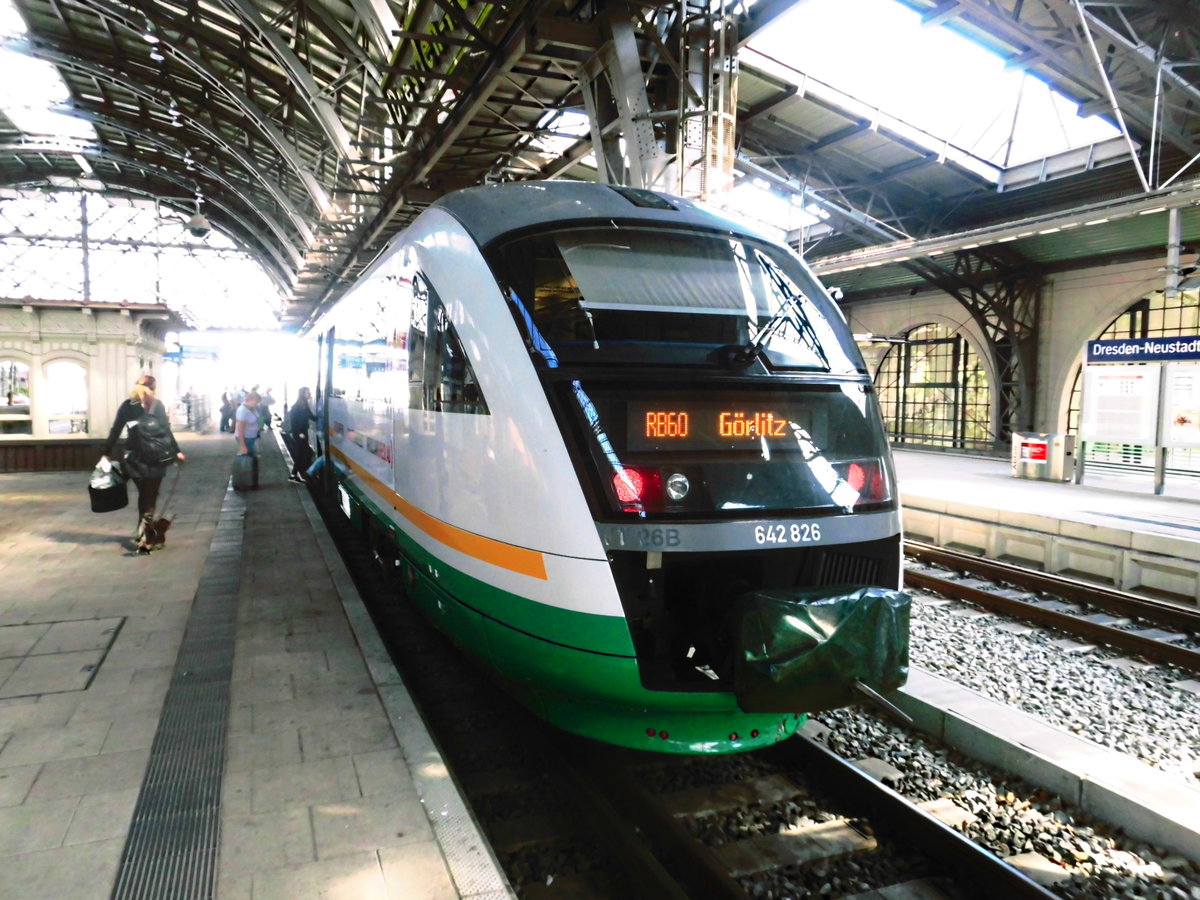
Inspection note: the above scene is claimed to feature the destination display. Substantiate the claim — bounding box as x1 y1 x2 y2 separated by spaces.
627 399 812 451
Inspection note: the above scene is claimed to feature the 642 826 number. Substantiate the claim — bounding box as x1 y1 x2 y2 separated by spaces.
754 523 821 545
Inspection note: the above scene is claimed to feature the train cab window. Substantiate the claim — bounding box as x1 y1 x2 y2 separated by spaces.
488 227 862 374
408 274 488 415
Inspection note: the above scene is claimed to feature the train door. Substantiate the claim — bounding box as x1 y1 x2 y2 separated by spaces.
315 325 334 494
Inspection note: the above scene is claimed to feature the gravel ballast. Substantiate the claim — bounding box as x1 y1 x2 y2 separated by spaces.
908 589 1200 786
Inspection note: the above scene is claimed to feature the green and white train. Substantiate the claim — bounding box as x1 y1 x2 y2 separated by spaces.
312 181 909 755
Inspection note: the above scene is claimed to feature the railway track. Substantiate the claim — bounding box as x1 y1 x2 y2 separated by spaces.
309 486 1064 899
904 541 1200 672
565 731 1061 900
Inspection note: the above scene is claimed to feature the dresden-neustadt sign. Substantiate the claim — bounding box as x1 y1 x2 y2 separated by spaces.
1086 337 1200 363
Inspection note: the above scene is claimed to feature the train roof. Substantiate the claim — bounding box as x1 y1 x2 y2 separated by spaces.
430 181 769 248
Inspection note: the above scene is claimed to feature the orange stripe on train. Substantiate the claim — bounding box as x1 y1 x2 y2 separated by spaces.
330 446 548 580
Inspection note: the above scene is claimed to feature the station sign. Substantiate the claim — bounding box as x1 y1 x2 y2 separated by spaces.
1086 336 1200 363
164 347 218 362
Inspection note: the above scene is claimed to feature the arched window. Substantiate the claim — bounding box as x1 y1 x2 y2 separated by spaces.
43 359 88 434
875 323 992 450
1068 289 1200 469
0 359 32 434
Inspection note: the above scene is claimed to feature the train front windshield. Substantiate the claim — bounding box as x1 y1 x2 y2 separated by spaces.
489 225 893 519
490 226 863 373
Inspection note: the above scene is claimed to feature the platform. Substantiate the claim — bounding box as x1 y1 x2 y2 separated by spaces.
0 432 512 900
895 449 1200 605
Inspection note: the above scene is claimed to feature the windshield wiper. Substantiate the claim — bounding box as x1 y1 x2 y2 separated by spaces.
735 256 830 369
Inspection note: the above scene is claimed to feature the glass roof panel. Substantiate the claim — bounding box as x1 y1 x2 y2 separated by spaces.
747 0 1120 170
0 0 97 143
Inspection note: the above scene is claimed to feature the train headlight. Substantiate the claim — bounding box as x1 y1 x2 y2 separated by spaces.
665 472 690 501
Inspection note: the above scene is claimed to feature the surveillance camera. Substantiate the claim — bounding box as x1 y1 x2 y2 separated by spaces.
185 213 211 237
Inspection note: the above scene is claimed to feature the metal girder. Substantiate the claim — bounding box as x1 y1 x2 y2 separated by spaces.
212 0 355 160
0 142 297 290
18 12 334 214
342 0 400 59
307 0 559 325
299 0 386 81
580 0 674 190
910 249 1040 438
676 0 738 201
11 43 313 257
72 111 311 263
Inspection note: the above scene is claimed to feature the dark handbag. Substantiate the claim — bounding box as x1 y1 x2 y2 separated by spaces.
89 459 128 513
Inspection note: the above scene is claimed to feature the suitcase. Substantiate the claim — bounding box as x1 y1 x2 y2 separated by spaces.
232 453 256 491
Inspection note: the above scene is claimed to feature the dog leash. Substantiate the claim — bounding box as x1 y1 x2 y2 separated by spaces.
128 462 183 543
157 462 184 525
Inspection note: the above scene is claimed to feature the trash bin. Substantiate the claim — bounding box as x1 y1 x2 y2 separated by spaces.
1011 433 1075 481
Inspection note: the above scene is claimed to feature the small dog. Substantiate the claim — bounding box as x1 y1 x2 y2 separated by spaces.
148 517 172 551
136 517 173 552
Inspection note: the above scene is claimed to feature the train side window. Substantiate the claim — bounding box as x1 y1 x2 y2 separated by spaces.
408 277 428 409
409 274 489 415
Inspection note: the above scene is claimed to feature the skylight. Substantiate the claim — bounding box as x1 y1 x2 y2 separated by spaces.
0 0 97 143
747 0 1120 170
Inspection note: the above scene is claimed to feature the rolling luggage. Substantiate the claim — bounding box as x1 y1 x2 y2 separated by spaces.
232 453 256 491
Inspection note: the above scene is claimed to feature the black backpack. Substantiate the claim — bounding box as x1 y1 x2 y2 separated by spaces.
128 412 177 465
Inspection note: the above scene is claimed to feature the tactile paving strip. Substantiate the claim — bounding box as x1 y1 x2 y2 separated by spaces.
110 488 245 900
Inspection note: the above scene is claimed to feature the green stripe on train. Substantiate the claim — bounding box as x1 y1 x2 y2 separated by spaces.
337 473 636 657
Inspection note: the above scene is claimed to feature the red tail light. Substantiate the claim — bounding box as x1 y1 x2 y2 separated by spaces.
613 467 662 511
838 459 888 503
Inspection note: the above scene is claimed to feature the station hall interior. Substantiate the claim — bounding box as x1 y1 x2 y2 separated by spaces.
0 0 1197 467
3 0 1200 898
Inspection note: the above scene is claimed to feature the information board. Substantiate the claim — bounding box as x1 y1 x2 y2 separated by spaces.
1079 365 1160 445
1162 363 1200 449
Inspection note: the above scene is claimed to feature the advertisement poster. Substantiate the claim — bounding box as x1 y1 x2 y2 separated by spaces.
1163 363 1200 449
1079 364 1160 445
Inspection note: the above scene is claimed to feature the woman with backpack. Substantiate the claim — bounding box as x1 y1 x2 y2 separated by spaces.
101 374 186 553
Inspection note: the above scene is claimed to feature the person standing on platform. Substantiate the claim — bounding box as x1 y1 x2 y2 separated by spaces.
101 374 185 553
182 386 196 429
219 392 234 432
235 390 262 489
260 387 275 430
282 386 316 483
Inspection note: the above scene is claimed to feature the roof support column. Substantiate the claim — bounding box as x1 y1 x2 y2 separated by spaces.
939 251 1041 444
579 1 672 190
677 0 738 202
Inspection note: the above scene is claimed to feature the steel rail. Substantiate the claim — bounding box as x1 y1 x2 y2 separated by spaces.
905 540 1200 633
904 546 1200 672
563 737 751 900
776 735 1061 900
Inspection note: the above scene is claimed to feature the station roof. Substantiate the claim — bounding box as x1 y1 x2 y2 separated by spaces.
1 0 1197 327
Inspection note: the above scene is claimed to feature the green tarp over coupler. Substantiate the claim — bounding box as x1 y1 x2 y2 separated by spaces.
734 585 911 713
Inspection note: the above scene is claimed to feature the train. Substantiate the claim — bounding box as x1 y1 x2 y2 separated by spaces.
310 181 909 754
